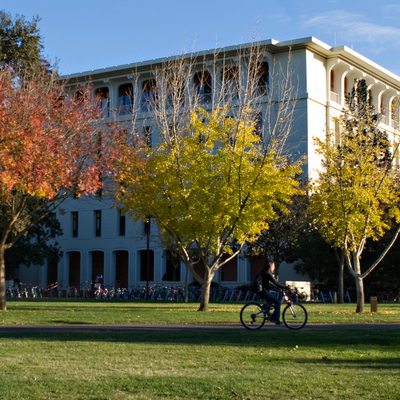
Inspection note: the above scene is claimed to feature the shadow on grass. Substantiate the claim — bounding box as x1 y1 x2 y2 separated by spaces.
1 328 399 349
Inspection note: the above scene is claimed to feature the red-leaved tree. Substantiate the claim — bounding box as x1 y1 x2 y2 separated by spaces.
0 67 130 310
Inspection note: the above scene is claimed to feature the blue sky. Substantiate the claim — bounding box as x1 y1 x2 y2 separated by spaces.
3 0 400 76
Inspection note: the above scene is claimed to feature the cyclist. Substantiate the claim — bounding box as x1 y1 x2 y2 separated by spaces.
257 259 289 325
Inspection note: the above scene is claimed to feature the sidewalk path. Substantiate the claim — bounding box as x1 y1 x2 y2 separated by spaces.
1 323 400 333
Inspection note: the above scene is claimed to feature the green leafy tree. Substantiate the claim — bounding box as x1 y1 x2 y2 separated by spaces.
118 107 301 311
309 79 400 312
4 213 63 280
0 10 49 72
245 190 309 278
117 44 300 311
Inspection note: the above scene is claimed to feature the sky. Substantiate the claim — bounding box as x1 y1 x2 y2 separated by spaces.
3 0 400 76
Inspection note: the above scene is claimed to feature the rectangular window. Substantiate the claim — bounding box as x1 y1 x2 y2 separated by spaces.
49 213 57 239
118 83 134 115
95 87 110 117
194 71 212 104
72 212 78 238
94 210 102 237
257 62 269 96
221 66 239 100
119 210 126 236
141 79 157 112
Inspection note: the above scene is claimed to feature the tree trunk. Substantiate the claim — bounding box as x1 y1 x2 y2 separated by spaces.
0 245 7 311
337 258 344 304
352 255 364 313
334 249 345 303
184 265 189 303
355 274 364 313
198 268 214 311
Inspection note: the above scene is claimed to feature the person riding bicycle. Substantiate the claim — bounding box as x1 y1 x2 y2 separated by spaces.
254 259 289 325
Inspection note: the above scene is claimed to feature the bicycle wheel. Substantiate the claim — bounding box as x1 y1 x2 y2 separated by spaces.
240 302 266 330
282 303 307 330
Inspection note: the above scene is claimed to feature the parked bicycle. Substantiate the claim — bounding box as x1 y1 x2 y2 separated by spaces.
240 288 308 330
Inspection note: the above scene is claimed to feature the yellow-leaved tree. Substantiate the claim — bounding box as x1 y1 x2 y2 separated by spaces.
309 79 400 313
118 107 301 311
116 43 302 311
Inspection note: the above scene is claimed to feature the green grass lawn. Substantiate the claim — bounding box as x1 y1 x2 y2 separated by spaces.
1 300 399 399
1 298 400 325
0 328 399 399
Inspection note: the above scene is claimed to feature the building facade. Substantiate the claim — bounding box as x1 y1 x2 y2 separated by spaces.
18 37 400 290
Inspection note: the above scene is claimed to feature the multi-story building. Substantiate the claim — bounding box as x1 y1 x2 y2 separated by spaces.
18 36 400 291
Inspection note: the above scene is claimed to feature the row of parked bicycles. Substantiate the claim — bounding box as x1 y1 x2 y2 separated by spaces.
5 281 400 304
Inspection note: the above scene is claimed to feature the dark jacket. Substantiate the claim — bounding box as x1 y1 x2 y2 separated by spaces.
262 270 287 291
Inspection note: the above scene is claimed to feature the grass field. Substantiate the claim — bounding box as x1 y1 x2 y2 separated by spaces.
1 298 400 325
1 300 399 399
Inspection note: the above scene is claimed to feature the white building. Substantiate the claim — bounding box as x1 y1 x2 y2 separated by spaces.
19 37 400 291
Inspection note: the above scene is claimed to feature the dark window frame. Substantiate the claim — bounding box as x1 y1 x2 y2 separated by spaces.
94 210 102 237
72 212 78 238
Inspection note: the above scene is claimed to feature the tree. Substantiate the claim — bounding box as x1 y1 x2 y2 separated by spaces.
309 79 400 312
0 67 129 310
4 212 63 280
119 108 300 311
117 44 301 311
0 10 48 72
244 190 309 278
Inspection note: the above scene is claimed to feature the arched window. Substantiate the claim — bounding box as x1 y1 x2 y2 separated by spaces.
257 62 269 96
118 83 133 114
194 71 212 104
94 87 109 117
221 65 239 100
141 79 157 112
166 76 185 109
330 70 335 92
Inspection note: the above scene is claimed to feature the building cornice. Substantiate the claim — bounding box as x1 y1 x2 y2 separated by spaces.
61 36 400 90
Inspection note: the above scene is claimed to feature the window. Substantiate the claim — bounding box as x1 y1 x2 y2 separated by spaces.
257 62 269 96
49 213 57 239
221 66 239 100
162 249 181 281
118 83 134 115
166 76 185 109
94 87 110 117
139 249 154 281
141 79 157 111
94 210 102 237
72 212 78 238
119 209 126 236
330 70 335 92
194 71 212 104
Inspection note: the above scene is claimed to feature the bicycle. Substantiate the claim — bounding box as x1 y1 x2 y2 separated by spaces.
240 288 308 330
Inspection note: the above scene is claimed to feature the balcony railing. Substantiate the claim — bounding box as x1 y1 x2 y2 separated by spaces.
330 91 339 103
